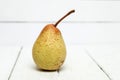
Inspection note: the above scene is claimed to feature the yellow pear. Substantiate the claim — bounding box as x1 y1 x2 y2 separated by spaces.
32 10 75 70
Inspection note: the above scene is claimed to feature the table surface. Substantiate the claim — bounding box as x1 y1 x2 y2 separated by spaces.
0 23 120 80
0 1 120 80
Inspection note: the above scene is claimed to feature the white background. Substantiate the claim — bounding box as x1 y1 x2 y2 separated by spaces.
0 0 120 45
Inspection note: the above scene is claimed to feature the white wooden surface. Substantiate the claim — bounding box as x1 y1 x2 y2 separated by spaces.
0 23 120 80
8 46 109 80
1 23 120 46
0 46 21 80
0 0 120 80
85 45 120 80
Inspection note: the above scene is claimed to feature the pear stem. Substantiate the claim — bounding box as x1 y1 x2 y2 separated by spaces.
54 9 75 27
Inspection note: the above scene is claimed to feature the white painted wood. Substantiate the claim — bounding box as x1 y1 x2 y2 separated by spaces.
1 22 120 80
9 46 58 80
1 23 120 46
0 46 21 80
0 23 43 46
0 1 120 21
84 44 120 80
10 45 109 80
58 45 109 80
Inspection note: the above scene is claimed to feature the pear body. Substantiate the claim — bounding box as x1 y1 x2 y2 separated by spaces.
32 24 66 70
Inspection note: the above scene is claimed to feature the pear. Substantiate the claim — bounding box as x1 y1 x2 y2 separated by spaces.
32 10 75 70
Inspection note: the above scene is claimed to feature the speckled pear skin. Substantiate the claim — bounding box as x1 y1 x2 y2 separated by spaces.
32 24 66 70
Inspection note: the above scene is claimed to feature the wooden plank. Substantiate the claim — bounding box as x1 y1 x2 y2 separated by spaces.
1 23 120 46
85 44 120 80
0 46 21 80
10 45 109 80
0 23 43 46
0 1 120 21
9 46 58 80
58 45 109 80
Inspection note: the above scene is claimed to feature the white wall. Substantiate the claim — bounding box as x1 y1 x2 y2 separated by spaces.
0 0 120 46
0 1 120 21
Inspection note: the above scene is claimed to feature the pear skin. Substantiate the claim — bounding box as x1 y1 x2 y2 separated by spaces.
32 24 66 70
32 10 75 70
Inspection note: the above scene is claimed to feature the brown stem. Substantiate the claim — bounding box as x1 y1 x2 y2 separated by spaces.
54 9 75 27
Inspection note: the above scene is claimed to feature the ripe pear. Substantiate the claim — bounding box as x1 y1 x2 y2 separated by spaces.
32 10 75 70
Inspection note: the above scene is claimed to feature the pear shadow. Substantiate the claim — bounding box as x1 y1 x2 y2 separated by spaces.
31 65 66 72
31 65 57 72
57 66 66 72
38 68 57 72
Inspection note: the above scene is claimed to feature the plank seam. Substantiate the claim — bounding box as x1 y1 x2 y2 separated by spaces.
85 49 112 80
8 46 23 80
0 21 120 23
